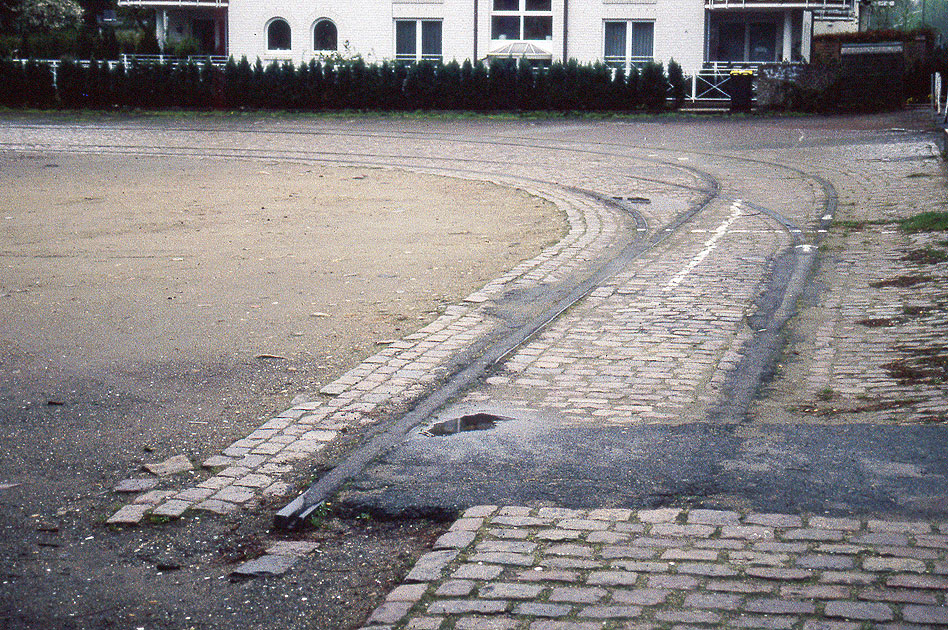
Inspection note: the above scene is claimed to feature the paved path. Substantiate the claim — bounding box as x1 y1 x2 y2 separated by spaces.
362 506 948 629
3 112 947 628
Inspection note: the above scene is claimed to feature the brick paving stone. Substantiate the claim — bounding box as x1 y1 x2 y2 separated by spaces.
529 622 604 630
427 600 510 615
746 567 812 581
514 602 573 617
587 571 640 586
549 587 609 603
106 503 150 525
637 508 681 523
611 588 670 605
366 601 414 625
862 557 927 573
783 529 846 542
654 610 721 624
406 549 460 582
437 580 476 596
479 583 545 599
455 617 520 630
516 569 580 582
823 601 894 622
780 584 851 599
453 563 504 580
688 509 741 525
722 525 775 540
797 554 856 570
676 563 739 577
434 530 476 549
901 604 948 624
387 583 429 602
683 592 742 610
886 574 948 589
857 589 939 604
647 574 699 589
731 615 798 629
745 599 817 615
650 524 715 538
579 605 643 618
820 571 876 585
744 514 804 528
706 580 776 594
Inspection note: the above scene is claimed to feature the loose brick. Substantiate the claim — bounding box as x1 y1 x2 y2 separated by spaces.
578 605 643 618
427 600 510 615
902 604 948 624
435 531 476 550
367 601 414 625
549 587 608 604
823 601 893 621
683 592 742 610
406 550 460 582
745 598 816 614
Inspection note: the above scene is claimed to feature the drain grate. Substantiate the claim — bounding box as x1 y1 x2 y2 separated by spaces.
424 412 511 436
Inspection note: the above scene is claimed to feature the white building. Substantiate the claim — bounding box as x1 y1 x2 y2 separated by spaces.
117 0 861 75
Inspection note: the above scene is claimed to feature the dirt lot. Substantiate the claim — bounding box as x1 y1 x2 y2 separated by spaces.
0 151 563 629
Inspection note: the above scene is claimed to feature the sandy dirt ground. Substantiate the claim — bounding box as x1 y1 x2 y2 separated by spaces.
0 151 563 629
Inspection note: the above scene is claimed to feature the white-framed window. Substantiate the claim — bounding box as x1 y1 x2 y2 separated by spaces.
491 0 553 41
313 19 338 52
604 21 654 71
267 17 292 51
394 19 443 62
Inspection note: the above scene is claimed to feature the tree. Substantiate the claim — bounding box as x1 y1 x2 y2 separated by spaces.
13 0 83 31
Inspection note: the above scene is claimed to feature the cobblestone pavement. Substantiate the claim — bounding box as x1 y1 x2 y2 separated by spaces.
362 506 948 630
2 113 947 628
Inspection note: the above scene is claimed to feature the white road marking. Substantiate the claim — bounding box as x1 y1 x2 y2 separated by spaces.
664 201 743 291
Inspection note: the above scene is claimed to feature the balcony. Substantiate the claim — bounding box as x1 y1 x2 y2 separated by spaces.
117 0 227 7
706 0 851 9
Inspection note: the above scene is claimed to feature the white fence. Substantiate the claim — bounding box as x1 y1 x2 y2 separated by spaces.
934 72 947 123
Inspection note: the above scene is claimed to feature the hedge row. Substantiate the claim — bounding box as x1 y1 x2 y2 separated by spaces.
0 56 686 112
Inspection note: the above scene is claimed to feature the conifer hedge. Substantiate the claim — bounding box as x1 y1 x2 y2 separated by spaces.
0 55 680 112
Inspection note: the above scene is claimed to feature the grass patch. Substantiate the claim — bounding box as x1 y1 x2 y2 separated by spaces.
899 212 948 233
832 219 894 231
904 247 948 265
870 275 934 288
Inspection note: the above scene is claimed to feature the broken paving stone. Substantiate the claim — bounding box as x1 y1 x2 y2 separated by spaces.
133 490 176 505
230 554 299 578
107 504 150 525
265 541 318 556
114 478 159 493
144 455 194 477
202 455 234 468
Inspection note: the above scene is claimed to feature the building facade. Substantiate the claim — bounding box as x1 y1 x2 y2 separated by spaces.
118 0 861 75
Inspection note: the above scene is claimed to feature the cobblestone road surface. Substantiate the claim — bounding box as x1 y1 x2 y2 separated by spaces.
2 111 946 628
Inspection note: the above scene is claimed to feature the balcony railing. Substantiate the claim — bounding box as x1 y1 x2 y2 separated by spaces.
706 0 850 8
117 0 227 7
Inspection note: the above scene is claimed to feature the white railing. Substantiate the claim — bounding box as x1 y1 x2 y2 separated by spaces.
117 0 227 6
934 72 947 123
706 0 850 7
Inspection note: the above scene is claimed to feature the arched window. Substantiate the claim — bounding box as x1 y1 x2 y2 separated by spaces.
267 18 291 51
314 19 338 51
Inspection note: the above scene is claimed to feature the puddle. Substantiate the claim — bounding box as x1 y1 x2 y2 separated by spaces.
424 412 512 436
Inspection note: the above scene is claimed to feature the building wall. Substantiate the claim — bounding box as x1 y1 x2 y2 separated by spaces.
224 0 706 72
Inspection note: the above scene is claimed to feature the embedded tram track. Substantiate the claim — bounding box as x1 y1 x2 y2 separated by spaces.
0 119 837 526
